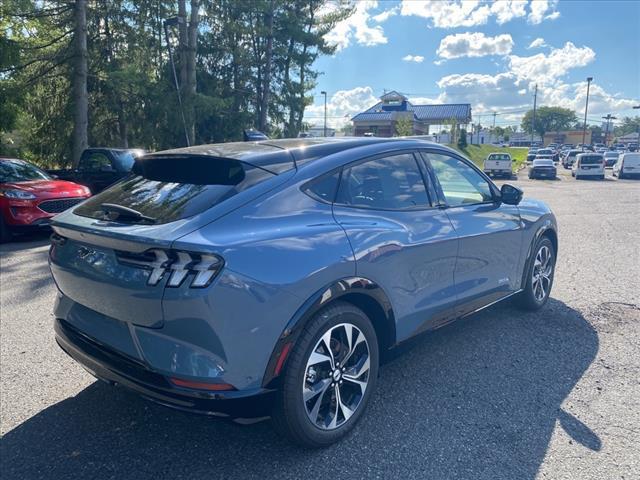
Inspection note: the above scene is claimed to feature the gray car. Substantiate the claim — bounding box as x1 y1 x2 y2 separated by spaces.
49 138 558 447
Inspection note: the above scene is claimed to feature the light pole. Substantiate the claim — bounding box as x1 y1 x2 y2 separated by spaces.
634 106 640 146
602 114 617 146
320 91 327 137
582 77 593 146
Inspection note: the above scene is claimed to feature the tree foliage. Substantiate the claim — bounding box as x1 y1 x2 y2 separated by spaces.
457 128 467 149
521 106 577 139
394 116 413 137
0 1 352 165
614 116 640 137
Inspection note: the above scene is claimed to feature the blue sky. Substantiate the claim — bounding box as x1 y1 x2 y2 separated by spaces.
304 0 640 129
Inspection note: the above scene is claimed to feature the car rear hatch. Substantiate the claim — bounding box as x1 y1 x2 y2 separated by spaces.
579 155 604 170
485 154 511 170
49 149 293 328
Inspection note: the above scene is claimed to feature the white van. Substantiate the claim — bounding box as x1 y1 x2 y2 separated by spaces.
483 153 513 178
613 152 640 179
572 153 605 180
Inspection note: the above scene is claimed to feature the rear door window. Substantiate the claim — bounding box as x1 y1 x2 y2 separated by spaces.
74 155 274 224
336 153 431 210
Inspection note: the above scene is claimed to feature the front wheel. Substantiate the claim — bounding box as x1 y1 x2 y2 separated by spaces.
516 237 555 311
271 302 379 447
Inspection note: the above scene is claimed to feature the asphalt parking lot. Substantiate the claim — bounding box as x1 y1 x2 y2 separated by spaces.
1 166 639 480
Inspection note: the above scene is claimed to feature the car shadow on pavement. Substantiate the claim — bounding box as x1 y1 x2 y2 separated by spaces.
0 231 51 253
1 298 599 480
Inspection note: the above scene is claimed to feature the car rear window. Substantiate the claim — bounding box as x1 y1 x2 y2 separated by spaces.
488 154 510 161
73 155 274 224
580 155 603 165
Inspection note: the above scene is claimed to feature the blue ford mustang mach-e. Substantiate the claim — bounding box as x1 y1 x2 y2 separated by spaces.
49 138 557 447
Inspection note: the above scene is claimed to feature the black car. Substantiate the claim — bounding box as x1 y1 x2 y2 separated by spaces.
48 148 145 193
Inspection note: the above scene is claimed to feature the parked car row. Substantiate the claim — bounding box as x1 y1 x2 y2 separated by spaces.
524 143 640 181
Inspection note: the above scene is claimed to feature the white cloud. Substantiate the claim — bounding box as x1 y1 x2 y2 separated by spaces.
372 5 399 22
304 86 379 129
490 0 528 24
399 0 536 28
528 0 560 24
436 32 514 60
508 42 595 84
437 72 529 111
527 37 547 49
323 1 387 52
430 39 633 121
403 54 425 63
400 0 492 28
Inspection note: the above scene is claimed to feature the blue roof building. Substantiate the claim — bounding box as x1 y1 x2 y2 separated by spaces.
351 91 472 137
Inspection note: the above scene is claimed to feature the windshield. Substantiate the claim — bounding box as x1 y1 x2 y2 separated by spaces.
537 149 553 155
0 159 51 183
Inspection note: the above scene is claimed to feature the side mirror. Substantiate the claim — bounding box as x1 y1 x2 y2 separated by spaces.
500 183 523 205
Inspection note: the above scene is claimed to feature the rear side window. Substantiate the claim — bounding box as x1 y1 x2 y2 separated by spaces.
303 171 340 203
74 155 273 224
336 153 430 210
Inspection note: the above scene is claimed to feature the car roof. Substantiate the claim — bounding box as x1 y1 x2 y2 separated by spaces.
149 137 440 173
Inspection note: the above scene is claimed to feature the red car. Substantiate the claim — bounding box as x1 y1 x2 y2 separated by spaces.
0 157 91 242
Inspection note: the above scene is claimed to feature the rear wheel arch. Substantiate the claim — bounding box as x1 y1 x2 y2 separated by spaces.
262 277 396 388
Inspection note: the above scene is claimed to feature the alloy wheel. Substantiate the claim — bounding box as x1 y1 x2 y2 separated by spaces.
532 245 553 302
302 323 370 430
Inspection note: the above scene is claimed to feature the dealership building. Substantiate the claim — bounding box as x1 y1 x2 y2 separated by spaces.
351 91 472 137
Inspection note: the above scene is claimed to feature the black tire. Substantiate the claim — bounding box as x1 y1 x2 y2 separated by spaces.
271 301 379 448
516 236 555 311
0 217 13 244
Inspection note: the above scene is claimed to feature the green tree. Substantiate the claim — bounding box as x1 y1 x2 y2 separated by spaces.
457 128 467 149
394 116 413 136
614 116 640 137
521 106 577 139
1 0 354 165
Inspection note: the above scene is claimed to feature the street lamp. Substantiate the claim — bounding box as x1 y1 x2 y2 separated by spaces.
582 77 593 146
320 91 327 137
633 105 640 145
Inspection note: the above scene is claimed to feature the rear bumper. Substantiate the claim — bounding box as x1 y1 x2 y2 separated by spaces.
54 318 276 418
529 167 556 177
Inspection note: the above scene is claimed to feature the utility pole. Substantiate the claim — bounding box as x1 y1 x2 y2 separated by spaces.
321 90 327 137
492 112 497 143
582 77 593 147
531 84 538 146
602 114 617 146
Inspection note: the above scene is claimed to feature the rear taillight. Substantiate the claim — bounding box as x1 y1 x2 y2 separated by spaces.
117 249 223 288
